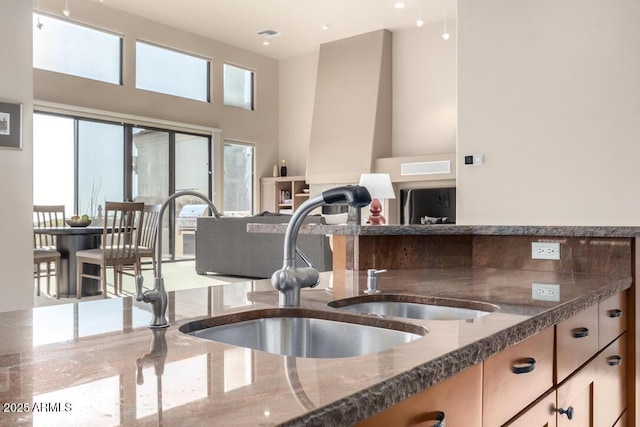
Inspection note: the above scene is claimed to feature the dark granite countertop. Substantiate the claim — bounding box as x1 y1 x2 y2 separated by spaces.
0 268 631 426
247 223 640 237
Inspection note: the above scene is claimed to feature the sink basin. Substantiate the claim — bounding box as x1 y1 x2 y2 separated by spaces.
328 294 499 321
179 308 427 358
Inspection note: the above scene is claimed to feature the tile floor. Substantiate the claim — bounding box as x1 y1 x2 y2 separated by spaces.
33 260 254 307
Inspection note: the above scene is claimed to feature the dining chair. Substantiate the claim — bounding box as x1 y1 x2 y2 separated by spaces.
118 203 161 284
33 205 65 299
76 201 144 299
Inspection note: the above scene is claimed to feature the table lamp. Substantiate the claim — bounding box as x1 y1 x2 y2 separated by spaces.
358 173 395 225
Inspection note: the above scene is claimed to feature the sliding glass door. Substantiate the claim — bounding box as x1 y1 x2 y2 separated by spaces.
223 141 254 217
175 134 211 259
33 114 74 217
78 120 124 218
131 128 169 205
33 112 212 261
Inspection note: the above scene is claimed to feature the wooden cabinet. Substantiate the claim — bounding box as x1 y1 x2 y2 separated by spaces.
599 291 627 350
260 176 309 214
613 411 627 427
555 333 627 427
556 304 599 383
594 333 627 427
359 292 629 427
356 363 483 427
483 327 554 426
504 392 557 427
556 358 595 427
508 333 627 427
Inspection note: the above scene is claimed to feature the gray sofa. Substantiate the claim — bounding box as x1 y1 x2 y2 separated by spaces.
195 214 332 278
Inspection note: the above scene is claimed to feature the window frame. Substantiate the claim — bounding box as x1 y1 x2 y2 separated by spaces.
32 12 123 85
223 63 256 111
135 39 211 103
222 139 255 216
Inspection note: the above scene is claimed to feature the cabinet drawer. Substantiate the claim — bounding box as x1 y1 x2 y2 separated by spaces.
483 327 554 427
503 391 557 427
357 363 482 427
594 333 627 427
599 291 627 350
556 304 599 383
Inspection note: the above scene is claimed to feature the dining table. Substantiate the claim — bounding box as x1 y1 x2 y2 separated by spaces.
33 225 107 297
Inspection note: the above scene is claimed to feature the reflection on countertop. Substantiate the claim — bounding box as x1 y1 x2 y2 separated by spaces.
0 268 631 426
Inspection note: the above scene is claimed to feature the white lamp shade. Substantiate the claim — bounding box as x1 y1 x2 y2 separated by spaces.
359 173 396 199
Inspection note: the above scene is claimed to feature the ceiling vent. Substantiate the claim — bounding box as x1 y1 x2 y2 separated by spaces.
257 29 281 38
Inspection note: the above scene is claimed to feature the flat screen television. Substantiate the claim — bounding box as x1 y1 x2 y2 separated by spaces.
400 188 456 225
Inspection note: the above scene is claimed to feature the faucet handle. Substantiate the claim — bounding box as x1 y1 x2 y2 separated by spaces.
135 274 145 301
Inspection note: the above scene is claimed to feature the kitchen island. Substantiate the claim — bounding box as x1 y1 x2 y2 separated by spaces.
1 226 637 426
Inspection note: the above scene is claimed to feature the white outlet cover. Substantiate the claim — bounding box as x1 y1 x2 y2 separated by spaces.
532 283 560 302
531 242 560 260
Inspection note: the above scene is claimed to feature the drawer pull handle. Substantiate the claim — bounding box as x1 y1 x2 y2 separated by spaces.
432 411 445 427
607 309 622 318
559 406 574 420
512 357 536 374
572 327 589 338
607 355 622 366
409 410 445 427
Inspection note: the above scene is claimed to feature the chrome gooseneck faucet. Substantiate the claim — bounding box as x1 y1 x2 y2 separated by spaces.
271 185 371 307
136 190 220 328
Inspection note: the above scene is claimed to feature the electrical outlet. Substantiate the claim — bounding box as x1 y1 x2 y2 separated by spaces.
531 242 560 260
532 283 560 302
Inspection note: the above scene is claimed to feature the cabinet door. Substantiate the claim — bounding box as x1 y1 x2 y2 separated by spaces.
260 180 277 212
357 363 482 427
556 304 599 383
504 392 557 427
483 327 554 427
556 362 595 427
594 333 627 427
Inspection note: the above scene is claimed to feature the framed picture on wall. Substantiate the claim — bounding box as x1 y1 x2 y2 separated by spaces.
0 101 22 150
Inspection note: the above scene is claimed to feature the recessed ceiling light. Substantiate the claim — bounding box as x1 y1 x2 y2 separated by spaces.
321 25 330 31
262 40 270 46
394 2 405 9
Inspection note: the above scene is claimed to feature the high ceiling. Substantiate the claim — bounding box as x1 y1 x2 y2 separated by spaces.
99 0 456 60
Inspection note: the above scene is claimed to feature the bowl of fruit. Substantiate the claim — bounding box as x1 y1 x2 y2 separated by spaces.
66 214 92 227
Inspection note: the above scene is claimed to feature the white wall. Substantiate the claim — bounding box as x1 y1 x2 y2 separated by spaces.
278 20 458 176
0 0 34 312
393 19 457 157
36 0 280 184
306 30 392 184
457 0 640 225
278 51 319 177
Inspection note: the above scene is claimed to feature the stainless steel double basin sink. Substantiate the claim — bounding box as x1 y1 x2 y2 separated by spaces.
327 294 498 321
179 295 499 359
